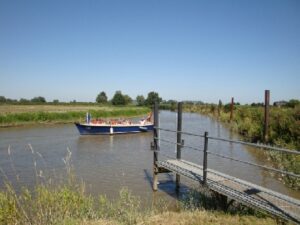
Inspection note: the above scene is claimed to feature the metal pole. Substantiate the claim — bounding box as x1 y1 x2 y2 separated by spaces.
264 90 270 143
152 101 159 191
203 131 208 185
230 97 234 122
176 102 183 191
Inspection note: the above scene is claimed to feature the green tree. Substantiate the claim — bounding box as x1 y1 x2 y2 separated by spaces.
286 99 300 108
96 91 108 104
31 96 46 103
20 98 30 103
145 91 162 106
218 100 223 108
111 91 126 105
136 95 145 106
224 103 234 113
6 98 17 103
53 99 59 103
0 96 6 103
167 100 177 111
124 95 132 105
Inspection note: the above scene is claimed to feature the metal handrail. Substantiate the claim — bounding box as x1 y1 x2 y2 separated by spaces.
156 135 300 178
154 126 299 179
155 127 177 133
154 137 180 146
207 136 300 155
207 151 300 178
155 127 205 138
155 126 300 155
154 137 204 152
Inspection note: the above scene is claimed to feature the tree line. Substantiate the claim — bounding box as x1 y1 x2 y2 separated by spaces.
1 93 298 108
0 96 47 104
0 91 163 106
96 91 162 106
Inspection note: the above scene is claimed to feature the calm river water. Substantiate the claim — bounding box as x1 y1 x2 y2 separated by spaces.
0 111 299 204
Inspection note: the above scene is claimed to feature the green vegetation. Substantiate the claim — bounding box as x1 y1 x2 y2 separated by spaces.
136 95 145 106
144 92 162 106
135 92 162 107
0 105 150 127
160 100 178 111
111 91 128 105
96 91 108 104
182 102 300 190
31 96 46 103
0 184 278 225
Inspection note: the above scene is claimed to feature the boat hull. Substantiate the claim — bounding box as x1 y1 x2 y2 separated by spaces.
75 122 154 135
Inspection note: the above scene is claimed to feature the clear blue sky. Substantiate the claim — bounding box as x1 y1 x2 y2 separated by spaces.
0 0 299 104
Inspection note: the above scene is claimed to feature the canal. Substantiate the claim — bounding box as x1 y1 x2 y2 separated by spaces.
0 110 298 205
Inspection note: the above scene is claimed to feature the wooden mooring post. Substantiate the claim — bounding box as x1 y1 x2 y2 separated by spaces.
264 90 270 143
203 131 208 185
176 102 183 191
218 99 222 117
230 97 234 122
152 102 159 191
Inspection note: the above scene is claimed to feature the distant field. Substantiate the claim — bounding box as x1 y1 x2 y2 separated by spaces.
0 105 121 114
0 104 150 127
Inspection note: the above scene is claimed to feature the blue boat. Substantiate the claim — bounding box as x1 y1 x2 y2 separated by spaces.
75 113 154 135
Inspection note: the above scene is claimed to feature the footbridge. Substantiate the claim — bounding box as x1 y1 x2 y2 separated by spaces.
151 103 300 224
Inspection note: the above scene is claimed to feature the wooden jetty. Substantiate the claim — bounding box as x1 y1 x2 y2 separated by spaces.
151 102 300 224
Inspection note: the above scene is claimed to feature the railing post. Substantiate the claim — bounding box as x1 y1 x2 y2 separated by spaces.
152 101 159 191
203 131 208 185
176 102 183 191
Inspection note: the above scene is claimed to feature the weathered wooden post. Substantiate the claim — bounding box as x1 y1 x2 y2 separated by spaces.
176 102 183 191
203 131 208 185
218 99 222 117
152 101 159 191
264 90 270 143
230 97 234 122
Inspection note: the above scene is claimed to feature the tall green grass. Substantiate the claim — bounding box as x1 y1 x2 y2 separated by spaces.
0 184 277 225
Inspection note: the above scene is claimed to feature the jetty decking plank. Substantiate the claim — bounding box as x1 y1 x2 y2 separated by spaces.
156 159 300 223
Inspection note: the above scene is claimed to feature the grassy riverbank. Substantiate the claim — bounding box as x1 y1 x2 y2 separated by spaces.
0 184 277 225
182 103 300 190
0 104 150 127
